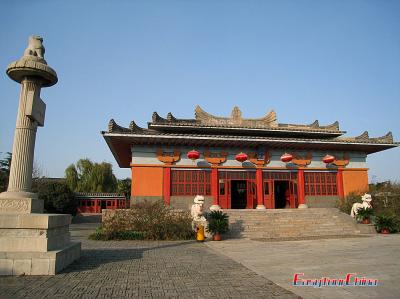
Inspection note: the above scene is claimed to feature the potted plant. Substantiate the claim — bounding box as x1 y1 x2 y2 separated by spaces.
206 210 229 241
356 207 374 224
375 214 398 234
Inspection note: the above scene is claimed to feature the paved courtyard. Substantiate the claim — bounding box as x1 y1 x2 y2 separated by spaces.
0 223 299 299
207 234 400 299
2 222 399 299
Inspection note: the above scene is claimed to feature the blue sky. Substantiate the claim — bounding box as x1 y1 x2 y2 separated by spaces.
0 0 399 182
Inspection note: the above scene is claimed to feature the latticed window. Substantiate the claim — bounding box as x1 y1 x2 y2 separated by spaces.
304 172 337 196
171 170 211 196
263 171 297 181
218 171 256 180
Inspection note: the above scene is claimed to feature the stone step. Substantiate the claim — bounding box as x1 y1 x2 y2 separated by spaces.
223 208 362 239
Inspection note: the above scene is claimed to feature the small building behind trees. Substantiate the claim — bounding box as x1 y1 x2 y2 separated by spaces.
75 192 130 213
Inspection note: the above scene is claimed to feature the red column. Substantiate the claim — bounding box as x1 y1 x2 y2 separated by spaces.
256 168 265 209
297 169 306 208
130 167 134 199
337 169 344 199
211 167 220 208
163 167 171 206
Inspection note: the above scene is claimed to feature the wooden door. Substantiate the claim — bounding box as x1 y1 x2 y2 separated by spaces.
263 179 274 209
219 179 231 209
289 180 298 208
246 180 256 209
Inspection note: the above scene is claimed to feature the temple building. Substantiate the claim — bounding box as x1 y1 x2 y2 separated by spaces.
102 106 398 210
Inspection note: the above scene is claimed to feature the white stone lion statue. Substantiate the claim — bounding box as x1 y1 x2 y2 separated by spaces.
191 195 206 222
24 35 45 59
350 193 372 218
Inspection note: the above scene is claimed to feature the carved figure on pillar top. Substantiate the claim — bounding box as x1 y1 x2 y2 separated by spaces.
23 36 45 60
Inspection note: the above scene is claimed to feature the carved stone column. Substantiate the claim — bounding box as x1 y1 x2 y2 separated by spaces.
0 36 57 213
0 36 80 276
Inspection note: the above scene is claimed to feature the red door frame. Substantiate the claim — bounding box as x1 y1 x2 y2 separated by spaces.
219 178 256 209
263 179 274 208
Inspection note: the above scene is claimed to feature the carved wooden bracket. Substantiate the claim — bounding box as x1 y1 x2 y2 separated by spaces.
291 152 312 167
204 150 228 166
156 149 181 165
332 153 349 168
248 151 270 166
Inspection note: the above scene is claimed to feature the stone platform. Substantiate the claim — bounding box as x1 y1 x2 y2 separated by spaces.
0 213 81 275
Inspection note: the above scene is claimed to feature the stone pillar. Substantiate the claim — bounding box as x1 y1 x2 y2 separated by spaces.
297 169 308 208
210 167 221 210
7 80 39 193
256 168 266 209
0 36 80 276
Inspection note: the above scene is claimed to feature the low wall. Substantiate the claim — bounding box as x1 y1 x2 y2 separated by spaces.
305 196 340 208
170 196 213 210
131 195 213 210
131 196 163 206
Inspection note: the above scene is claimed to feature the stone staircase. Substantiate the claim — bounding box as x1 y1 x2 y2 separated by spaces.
224 208 368 239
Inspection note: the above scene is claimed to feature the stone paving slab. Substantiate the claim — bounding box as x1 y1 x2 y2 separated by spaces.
0 226 300 299
206 235 400 299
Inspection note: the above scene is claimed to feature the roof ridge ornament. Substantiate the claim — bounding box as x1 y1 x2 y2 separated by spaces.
108 119 131 133
195 105 278 127
309 120 319 128
372 132 393 143
355 131 369 140
129 120 145 132
152 112 167 123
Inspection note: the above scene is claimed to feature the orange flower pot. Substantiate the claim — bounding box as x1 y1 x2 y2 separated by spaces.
213 233 222 241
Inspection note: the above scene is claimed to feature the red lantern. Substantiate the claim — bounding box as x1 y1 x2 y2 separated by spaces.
280 153 293 163
323 155 335 164
235 152 248 163
187 150 200 161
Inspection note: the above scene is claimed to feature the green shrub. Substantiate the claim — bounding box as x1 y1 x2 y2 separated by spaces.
89 226 146 240
375 214 399 233
356 207 374 222
206 210 229 235
95 200 194 241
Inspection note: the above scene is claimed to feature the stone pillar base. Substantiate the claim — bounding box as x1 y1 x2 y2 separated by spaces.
256 205 266 210
0 213 81 275
298 204 308 209
0 192 43 214
0 242 81 275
